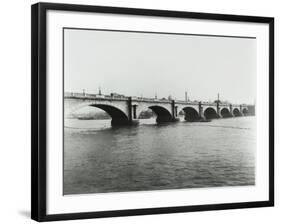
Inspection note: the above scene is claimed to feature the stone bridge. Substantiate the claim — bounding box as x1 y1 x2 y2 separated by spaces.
64 92 253 126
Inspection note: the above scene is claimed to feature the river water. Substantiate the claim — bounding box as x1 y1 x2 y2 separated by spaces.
63 116 256 195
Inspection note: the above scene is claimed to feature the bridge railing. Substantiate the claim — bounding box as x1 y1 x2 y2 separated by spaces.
232 104 241 107
220 103 231 107
201 102 217 106
105 95 129 100
175 100 201 104
64 92 129 100
134 98 171 103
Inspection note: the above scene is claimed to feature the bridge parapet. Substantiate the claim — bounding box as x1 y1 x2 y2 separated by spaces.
175 100 200 105
232 104 241 107
65 92 129 101
219 103 231 107
132 98 171 103
201 102 217 107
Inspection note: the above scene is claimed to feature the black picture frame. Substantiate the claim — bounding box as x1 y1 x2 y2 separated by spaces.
31 2 274 222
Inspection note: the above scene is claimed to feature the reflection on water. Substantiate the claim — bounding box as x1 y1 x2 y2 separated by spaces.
63 117 256 195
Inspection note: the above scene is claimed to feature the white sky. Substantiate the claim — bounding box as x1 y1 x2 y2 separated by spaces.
64 29 256 104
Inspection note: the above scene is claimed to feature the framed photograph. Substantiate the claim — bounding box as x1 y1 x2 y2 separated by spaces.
31 2 274 222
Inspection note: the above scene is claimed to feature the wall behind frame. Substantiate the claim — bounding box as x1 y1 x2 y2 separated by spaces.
0 0 279 223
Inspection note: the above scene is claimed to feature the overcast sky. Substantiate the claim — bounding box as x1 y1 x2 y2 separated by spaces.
64 29 256 104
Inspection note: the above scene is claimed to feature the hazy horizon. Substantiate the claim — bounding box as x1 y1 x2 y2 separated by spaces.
64 28 256 104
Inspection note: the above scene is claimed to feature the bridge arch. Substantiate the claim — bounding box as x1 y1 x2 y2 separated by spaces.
148 106 174 123
89 104 130 126
204 107 219 119
135 102 174 123
242 108 248 116
220 108 232 118
182 107 200 121
233 108 242 117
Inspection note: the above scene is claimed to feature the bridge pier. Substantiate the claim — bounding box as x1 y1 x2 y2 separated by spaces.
216 102 222 118
170 100 180 123
198 102 206 121
239 105 245 116
228 104 234 117
109 97 139 126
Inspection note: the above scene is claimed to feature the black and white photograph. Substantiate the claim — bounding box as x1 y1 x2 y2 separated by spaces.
30 2 274 222
0 0 278 223
63 28 257 195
